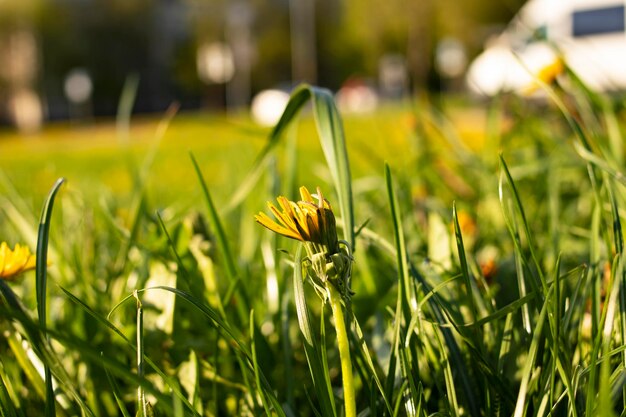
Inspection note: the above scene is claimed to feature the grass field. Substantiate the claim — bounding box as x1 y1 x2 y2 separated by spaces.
1 82 626 417
0 104 428 205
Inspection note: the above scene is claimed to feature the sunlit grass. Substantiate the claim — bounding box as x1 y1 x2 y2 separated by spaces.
0 102 480 207
2 82 625 416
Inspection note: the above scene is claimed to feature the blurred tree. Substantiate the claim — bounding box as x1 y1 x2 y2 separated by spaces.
0 0 529 124
0 0 44 130
38 0 161 117
327 0 527 93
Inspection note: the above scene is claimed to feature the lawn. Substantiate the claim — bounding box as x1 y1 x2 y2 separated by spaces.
0 104 431 206
1 83 625 416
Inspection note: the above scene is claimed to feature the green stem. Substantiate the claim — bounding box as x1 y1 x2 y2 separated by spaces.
327 283 356 417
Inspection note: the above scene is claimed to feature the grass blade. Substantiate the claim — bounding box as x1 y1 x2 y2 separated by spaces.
292 246 337 417
0 357 21 417
309 86 354 249
103 363 133 417
499 155 546 293
250 311 273 416
190 152 248 323
133 292 149 417
36 177 65 417
513 288 550 417
384 163 409 406
452 201 478 322
228 84 354 249
137 286 285 415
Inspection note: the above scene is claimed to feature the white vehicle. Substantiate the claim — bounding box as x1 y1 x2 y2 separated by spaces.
466 0 626 96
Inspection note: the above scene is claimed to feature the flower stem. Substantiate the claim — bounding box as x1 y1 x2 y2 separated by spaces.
327 283 356 417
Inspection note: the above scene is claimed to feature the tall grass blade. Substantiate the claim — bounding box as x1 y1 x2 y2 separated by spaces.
574 141 626 186
452 201 478 322
385 164 413 320
250 311 273 416
499 155 546 292
190 152 247 322
103 364 133 417
363 212 484 412
36 177 65 417
495 313 514 416
433 326 459 417
384 163 408 407
40 328 175 415
603 101 624 167
280 286 295 410
513 288 550 417
116 73 140 146
397 340 419 417
292 246 337 417
155 210 190 284
228 86 311 210
134 292 149 417
309 87 354 249
4 329 46 401
349 316 392 414
0 365 19 417
598 252 624 416
228 84 354 249
605 180 626 397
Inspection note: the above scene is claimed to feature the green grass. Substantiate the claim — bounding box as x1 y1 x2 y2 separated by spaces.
1 79 626 417
0 105 420 209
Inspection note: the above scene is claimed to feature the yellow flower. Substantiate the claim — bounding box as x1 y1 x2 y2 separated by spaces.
255 186 339 252
0 242 37 280
524 58 565 95
537 58 565 84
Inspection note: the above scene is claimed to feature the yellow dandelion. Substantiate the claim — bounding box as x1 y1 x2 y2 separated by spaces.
256 186 355 417
255 186 339 252
0 242 37 280
537 58 565 85
524 57 565 95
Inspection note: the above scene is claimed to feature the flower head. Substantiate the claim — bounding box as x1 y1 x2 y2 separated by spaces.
524 57 565 95
255 186 339 253
0 242 36 280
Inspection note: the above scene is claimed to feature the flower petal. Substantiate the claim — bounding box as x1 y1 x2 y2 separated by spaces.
299 186 314 203
255 186 339 251
269 202 297 232
0 242 37 280
255 213 303 240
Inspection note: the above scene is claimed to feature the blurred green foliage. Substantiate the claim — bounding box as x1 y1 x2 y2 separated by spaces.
0 0 526 117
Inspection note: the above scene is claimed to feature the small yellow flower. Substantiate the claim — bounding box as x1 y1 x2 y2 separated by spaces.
0 242 37 280
537 58 565 84
524 58 565 95
255 186 338 252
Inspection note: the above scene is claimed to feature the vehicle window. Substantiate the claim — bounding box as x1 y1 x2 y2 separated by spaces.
572 5 625 37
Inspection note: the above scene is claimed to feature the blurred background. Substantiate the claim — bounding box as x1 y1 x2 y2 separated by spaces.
0 0 527 133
